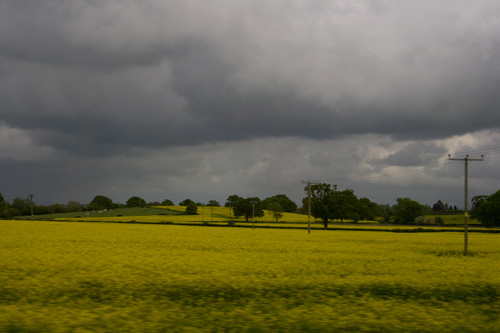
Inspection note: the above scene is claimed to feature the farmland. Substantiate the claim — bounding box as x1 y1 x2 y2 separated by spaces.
40 206 490 233
1 220 500 332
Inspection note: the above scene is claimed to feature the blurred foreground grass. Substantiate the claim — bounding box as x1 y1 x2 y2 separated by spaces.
1 220 499 332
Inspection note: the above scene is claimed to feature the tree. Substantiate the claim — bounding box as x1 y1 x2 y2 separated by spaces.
207 200 220 207
126 196 147 208
432 200 444 212
0 193 10 218
334 189 359 222
179 198 194 206
161 199 174 206
233 197 264 222
306 184 360 228
185 202 198 215
11 197 31 216
88 195 114 211
392 197 425 224
225 195 242 217
0 193 5 207
267 202 284 222
307 183 337 229
225 195 241 207
357 197 382 221
67 201 82 212
471 190 500 227
48 204 66 214
378 204 392 222
262 194 298 213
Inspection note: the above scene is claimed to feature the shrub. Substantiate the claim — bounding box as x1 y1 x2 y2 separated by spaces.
185 202 198 215
434 216 445 225
415 216 431 224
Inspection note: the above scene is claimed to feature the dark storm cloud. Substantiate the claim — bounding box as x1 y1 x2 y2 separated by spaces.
2 0 500 156
2 0 500 205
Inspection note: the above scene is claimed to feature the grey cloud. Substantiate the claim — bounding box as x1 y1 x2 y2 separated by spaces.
379 142 447 167
2 0 500 205
2 1 500 152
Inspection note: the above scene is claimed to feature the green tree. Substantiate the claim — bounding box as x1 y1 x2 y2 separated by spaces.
67 201 82 212
307 183 337 229
88 195 114 211
471 190 500 227
161 199 174 206
307 184 360 228
262 194 298 213
11 197 31 216
225 195 241 207
233 197 264 222
334 189 359 222
48 204 66 214
377 204 392 222
179 198 194 206
357 197 381 221
185 202 198 215
0 193 5 207
432 200 444 212
392 197 425 224
126 196 147 208
225 195 242 217
0 193 10 218
207 200 220 207
267 202 284 222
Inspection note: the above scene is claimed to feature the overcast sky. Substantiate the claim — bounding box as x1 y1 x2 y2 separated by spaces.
1 0 500 208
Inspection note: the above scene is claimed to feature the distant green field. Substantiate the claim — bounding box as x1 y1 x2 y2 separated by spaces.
43 206 319 224
22 206 482 229
426 214 480 225
1 220 499 332
20 207 183 220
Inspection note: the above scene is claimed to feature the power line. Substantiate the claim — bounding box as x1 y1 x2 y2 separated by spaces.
452 146 500 157
320 156 450 184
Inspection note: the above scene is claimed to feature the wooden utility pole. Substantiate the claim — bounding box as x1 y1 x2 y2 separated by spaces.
448 154 483 256
302 180 318 234
250 201 257 230
28 194 35 221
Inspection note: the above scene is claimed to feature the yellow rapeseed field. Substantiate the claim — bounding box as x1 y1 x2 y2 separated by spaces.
1 220 499 332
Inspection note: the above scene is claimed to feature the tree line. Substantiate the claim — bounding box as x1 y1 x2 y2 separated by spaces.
222 185 500 228
302 184 500 228
2 187 499 227
0 194 175 218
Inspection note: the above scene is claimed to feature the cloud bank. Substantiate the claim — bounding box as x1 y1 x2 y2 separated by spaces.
1 0 500 206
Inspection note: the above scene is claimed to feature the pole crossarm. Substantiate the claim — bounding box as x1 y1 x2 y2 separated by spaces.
448 155 484 162
448 154 483 256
